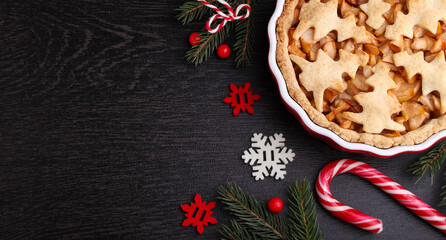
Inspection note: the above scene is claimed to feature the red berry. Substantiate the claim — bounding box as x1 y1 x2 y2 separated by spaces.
267 197 283 213
217 44 231 59
189 32 202 46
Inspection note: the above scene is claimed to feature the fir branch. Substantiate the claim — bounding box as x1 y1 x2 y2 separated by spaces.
218 182 288 240
176 0 216 25
234 0 256 68
288 180 323 240
177 0 256 66
440 173 446 206
185 23 232 66
176 0 239 25
408 141 446 184
219 219 258 240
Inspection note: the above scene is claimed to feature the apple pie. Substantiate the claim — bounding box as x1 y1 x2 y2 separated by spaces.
276 0 446 148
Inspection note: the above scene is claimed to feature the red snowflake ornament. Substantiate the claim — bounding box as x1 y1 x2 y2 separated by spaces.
181 194 217 234
223 82 260 116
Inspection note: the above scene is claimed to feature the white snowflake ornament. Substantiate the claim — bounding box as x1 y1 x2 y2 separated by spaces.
242 133 295 180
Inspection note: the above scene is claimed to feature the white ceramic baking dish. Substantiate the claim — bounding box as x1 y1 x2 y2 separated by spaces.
267 0 446 157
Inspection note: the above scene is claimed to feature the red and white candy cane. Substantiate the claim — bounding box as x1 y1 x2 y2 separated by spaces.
317 159 446 234
198 0 251 33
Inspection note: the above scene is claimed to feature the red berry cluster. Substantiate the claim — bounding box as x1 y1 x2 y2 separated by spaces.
188 32 231 59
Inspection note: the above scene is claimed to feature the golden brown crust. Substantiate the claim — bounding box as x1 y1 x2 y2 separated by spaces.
275 0 446 148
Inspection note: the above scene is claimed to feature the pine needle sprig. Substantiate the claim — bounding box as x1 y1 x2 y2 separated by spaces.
219 219 258 240
440 173 446 206
234 0 255 68
218 182 288 240
288 179 323 240
185 23 232 65
176 0 216 25
218 181 323 240
408 141 446 184
176 0 239 25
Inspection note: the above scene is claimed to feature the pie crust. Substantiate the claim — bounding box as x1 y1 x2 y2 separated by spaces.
276 0 446 148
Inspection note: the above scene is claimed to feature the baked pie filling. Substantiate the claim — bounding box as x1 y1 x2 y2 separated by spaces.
276 0 446 148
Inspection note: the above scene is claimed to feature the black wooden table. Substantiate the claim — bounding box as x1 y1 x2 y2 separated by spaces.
1 0 445 239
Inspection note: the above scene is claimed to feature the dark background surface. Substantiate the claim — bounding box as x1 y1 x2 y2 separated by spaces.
1 0 446 239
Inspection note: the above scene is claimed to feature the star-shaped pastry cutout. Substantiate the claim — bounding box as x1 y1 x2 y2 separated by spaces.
343 63 405 133
360 0 391 29
293 0 376 43
290 49 368 112
386 0 446 40
394 51 446 113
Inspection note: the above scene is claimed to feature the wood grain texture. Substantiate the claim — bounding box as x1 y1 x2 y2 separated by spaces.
0 0 445 239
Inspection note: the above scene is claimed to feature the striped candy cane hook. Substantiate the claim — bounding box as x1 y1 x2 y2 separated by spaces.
198 0 251 33
316 159 446 234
